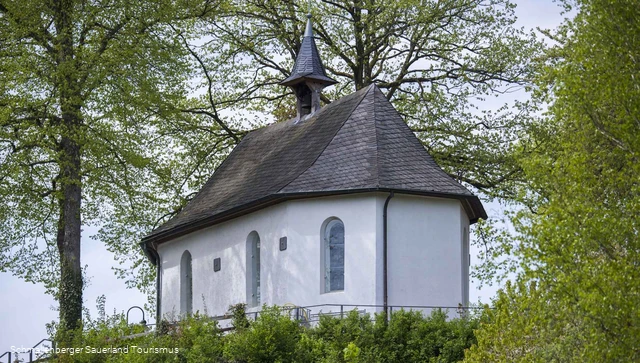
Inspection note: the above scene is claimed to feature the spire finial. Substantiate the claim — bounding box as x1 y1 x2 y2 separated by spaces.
304 5 313 38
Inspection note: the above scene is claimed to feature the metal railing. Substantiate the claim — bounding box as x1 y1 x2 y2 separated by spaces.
198 303 487 331
1 338 55 363
294 303 484 323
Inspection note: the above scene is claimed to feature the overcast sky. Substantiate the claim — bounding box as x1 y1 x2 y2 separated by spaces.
0 0 570 354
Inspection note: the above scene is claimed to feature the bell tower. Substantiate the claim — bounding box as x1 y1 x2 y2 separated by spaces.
280 13 337 119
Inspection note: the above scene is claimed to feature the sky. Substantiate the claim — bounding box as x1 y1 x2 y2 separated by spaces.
0 0 570 355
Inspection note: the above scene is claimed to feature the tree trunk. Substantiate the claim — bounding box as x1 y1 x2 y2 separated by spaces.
56 134 83 332
352 1 365 90
53 0 84 333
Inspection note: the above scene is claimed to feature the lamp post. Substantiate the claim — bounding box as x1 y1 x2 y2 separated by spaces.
126 306 146 326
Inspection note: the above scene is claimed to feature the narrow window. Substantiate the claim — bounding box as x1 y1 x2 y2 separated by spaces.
323 219 344 292
180 250 193 315
246 232 261 307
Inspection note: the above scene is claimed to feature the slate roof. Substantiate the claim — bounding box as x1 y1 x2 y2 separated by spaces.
142 85 487 246
280 16 336 87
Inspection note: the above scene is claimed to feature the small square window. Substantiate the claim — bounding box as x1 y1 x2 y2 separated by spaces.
279 237 287 251
213 257 221 272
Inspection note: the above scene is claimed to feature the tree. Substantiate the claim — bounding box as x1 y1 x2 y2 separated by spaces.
0 0 227 333
465 0 640 361
186 0 542 200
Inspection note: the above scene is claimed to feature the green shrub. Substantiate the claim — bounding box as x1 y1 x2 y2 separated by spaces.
49 306 478 363
224 305 303 363
303 308 478 363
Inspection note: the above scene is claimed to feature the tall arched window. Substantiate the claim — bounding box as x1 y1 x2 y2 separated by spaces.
180 250 193 315
323 218 344 292
246 232 261 307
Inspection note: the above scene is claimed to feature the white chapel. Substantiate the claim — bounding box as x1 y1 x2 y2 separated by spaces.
140 13 486 321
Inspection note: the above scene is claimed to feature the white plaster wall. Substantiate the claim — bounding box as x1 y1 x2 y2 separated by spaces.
157 192 469 319
385 195 465 311
157 194 379 319
266 194 379 309
157 202 286 318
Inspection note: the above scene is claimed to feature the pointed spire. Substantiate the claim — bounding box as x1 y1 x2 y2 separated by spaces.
304 13 313 37
281 8 337 118
280 11 336 88
305 0 313 37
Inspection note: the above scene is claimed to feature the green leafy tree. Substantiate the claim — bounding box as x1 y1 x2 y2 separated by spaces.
0 0 228 333
188 0 543 199
466 0 640 361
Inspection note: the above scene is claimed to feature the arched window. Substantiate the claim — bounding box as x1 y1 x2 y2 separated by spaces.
323 218 344 292
180 250 193 315
246 232 261 307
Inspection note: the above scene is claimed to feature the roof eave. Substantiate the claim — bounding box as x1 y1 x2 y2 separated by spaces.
142 187 486 248
139 240 158 265
279 74 338 87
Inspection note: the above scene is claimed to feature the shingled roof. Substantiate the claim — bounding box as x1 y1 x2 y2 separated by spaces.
142 85 486 246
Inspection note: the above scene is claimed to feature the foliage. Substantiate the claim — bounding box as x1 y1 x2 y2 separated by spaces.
190 0 544 199
224 306 304 363
44 305 479 362
0 0 232 331
465 0 640 361
47 310 224 363
228 303 250 330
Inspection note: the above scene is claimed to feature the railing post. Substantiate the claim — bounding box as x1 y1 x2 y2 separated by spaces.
340 305 344 319
30 349 33 362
